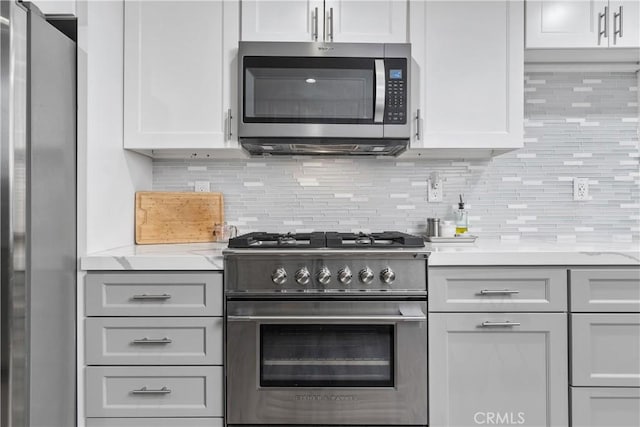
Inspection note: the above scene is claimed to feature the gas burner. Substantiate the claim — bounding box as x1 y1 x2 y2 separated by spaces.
277 233 298 246
355 233 375 246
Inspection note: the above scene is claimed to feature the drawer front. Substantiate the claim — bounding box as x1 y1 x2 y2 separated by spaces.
86 418 223 427
429 268 567 312
571 269 640 313
86 366 223 417
571 314 640 387
85 273 222 316
85 317 222 365
571 388 640 427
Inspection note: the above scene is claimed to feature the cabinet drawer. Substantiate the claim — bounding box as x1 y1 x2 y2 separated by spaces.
85 273 222 316
86 418 223 427
85 317 222 365
570 269 640 312
571 314 640 387
571 387 640 427
86 366 222 417
429 268 567 312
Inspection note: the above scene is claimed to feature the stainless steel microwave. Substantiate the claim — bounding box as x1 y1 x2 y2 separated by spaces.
238 42 411 156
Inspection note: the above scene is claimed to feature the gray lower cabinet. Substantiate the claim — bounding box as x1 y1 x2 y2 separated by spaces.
85 317 223 365
86 418 223 427
429 267 567 312
571 314 640 387
86 366 223 418
429 312 568 426
570 268 640 313
84 272 224 424
571 388 640 427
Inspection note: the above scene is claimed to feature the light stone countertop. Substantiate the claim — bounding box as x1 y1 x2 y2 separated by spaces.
80 240 640 270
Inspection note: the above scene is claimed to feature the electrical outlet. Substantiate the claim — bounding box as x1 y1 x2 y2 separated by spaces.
573 178 590 201
428 178 443 202
194 181 210 192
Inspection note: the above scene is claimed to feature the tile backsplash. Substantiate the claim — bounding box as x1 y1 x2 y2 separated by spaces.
153 72 640 243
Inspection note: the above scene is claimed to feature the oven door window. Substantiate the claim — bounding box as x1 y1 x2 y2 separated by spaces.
260 324 394 387
244 57 375 124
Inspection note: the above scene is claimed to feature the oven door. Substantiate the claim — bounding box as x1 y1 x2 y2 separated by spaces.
226 299 428 426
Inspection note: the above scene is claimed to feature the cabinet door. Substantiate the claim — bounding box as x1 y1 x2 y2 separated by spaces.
609 1 640 48
33 1 76 15
571 388 640 427
410 0 523 150
324 0 407 43
571 314 640 387
124 0 239 150
429 313 568 426
241 0 324 41
526 1 609 48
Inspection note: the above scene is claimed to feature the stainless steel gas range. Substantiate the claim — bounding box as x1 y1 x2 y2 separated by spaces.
224 232 429 427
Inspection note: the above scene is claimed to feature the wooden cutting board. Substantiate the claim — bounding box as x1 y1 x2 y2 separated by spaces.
135 192 224 244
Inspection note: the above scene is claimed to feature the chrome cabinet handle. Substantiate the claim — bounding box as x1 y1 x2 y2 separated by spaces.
415 109 421 140
227 108 233 140
613 6 623 44
312 7 318 41
132 337 173 344
327 7 334 42
131 293 171 300
131 386 171 395
227 315 426 322
598 6 609 45
479 289 520 295
481 321 521 327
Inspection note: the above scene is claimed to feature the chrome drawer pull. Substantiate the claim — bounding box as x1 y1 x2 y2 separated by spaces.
481 321 521 327
131 293 172 300
131 386 171 395
132 337 173 344
479 289 520 295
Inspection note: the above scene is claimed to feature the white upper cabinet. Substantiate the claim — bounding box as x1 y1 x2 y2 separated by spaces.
324 0 407 43
241 0 324 42
241 0 407 42
32 0 76 15
409 0 524 151
124 0 240 150
609 1 640 48
526 0 639 48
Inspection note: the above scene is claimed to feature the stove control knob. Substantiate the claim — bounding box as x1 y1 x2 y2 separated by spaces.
271 267 287 285
338 267 353 285
295 267 311 286
380 268 396 285
317 267 331 286
359 267 375 285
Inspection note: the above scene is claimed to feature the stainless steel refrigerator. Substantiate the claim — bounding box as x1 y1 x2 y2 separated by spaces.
0 2 76 426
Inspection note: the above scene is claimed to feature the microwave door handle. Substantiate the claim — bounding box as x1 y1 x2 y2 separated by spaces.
374 59 385 123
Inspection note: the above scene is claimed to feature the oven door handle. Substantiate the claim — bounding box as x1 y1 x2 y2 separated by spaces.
226 315 426 322
374 59 386 123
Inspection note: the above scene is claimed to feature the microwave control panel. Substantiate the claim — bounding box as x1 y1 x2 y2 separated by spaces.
384 58 407 125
